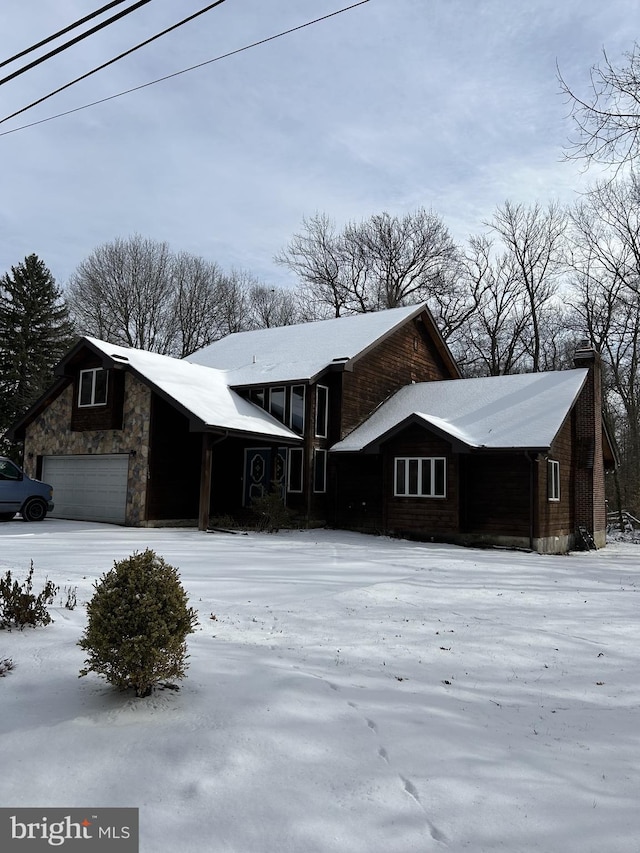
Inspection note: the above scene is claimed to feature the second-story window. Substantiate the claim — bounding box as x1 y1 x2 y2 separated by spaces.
290 386 305 434
269 387 286 423
315 385 329 438
78 368 108 407
250 388 265 407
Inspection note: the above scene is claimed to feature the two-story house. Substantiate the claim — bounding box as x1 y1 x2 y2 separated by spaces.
11 305 456 528
9 304 615 552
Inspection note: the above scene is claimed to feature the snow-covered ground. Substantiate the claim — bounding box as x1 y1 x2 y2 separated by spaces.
1 520 638 853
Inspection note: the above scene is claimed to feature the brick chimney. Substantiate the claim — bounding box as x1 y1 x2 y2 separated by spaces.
572 343 606 546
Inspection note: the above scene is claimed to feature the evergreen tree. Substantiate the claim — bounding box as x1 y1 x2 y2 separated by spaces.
0 254 75 457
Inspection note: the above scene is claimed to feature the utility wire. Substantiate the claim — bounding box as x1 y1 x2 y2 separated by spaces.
0 0 228 119
0 0 155 86
0 1 134 70
0 0 370 136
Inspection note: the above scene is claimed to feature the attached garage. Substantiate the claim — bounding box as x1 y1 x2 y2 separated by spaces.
42 454 129 524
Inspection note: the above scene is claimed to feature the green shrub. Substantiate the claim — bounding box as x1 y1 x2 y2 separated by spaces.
251 487 295 533
78 549 198 698
0 562 58 630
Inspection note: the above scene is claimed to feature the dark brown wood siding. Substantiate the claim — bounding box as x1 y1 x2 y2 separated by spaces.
209 438 250 517
537 415 575 540
340 317 453 437
460 453 531 537
382 426 458 537
70 366 125 431
147 394 201 519
332 455 384 532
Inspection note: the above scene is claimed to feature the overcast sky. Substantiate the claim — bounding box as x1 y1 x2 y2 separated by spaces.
0 0 637 290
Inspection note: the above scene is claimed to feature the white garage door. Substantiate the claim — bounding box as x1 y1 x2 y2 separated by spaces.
42 454 129 524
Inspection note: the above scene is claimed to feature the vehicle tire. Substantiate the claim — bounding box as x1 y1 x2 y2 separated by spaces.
21 499 47 522
0 512 15 521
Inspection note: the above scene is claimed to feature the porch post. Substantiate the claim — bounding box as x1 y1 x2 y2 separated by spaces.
199 433 214 531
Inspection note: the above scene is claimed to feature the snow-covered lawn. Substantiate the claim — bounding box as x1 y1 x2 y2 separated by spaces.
1 520 638 853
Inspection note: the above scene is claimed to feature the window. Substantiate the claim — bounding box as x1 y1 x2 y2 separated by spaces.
78 368 108 407
315 385 329 438
290 386 305 434
0 459 22 481
287 448 304 493
313 449 327 493
548 459 560 501
250 388 265 408
269 387 286 423
394 457 446 498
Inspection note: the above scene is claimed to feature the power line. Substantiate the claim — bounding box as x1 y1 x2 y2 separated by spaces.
0 1 134 70
0 0 156 86
0 1 371 136
0 0 229 121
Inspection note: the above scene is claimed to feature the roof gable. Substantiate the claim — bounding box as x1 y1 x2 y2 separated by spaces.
69 338 301 442
331 369 589 453
186 304 459 384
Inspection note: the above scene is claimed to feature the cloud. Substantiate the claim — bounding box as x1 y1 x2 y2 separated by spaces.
0 0 637 288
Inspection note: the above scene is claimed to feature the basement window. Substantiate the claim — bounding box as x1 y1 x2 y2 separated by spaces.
394 457 446 498
548 459 560 501
78 368 108 407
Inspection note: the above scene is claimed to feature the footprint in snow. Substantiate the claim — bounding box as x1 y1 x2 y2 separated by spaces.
400 776 447 843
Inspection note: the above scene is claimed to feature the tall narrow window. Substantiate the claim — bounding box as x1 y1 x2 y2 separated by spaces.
313 449 327 493
548 459 560 501
78 368 108 407
394 457 446 497
290 385 305 435
269 387 286 423
315 385 329 438
287 447 304 493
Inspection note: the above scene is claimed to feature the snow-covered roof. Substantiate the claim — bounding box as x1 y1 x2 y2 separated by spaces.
331 369 589 452
83 338 301 441
186 304 430 385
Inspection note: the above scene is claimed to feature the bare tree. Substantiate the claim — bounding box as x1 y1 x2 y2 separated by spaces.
568 175 640 514
559 43 640 172
276 209 459 317
248 282 301 329
170 252 227 357
489 201 567 372
275 214 347 318
67 235 174 353
451 235 531 376
67 237 299 356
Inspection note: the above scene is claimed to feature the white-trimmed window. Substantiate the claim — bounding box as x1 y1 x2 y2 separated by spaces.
315 385 329 438
548 459 560 501
269 387 286 423
313 449 327 493
78 368 108 407
290 385 305 435
287 447 304 493
394 457 446 498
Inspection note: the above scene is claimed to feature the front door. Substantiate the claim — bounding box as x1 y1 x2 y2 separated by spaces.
243 447 288 507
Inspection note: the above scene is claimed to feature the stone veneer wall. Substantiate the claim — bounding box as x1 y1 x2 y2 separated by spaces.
23 374 151 525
